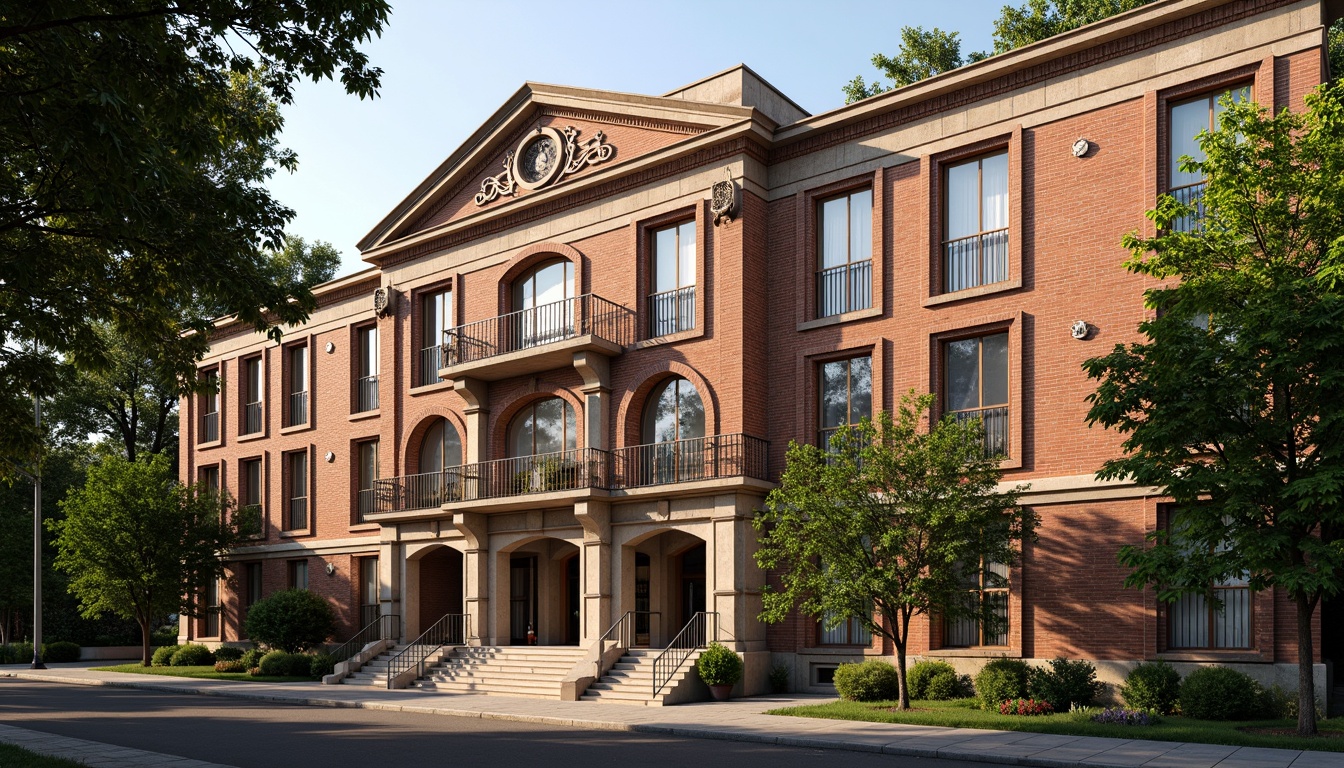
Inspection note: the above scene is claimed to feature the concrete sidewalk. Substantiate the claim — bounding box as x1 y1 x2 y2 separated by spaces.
0 722 237 768
3 662 1341 768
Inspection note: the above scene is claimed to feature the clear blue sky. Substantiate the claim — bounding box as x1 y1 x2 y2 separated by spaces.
269 0 1006 278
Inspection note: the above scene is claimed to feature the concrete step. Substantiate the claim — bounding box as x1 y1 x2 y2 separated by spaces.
410 680 562 698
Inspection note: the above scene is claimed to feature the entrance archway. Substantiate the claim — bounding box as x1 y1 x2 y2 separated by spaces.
417 547 463 634
496 536 581 646
621 529 708 647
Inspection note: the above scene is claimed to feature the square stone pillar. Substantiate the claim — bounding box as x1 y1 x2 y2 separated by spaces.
452 512 489 646
453 377 489 463
572 352 609 451
575 500 611 644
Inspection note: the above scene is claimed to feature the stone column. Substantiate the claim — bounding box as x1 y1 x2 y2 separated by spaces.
453 377 490 463
379 533 402 638
575 500 611 644
711 491 769 695
452 512 489 646
572 352 609 451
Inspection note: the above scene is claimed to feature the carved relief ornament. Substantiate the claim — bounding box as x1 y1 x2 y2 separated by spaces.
474 125 615 206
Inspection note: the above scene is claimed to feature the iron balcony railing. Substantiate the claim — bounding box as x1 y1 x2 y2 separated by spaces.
446 448 609 502
1169 181 1207 233
236 504 264 539
243 401 263 434
201 411 219 442
816 260 872 318
288 390 308 426
943 228 1009 293
611 434 769 489
371 469 463 515
356 488 378 522
648 286 695 338
653 611 718 698
356 375 379 412
329 613 399 669
385 613 468 689
418 345 443 387
952 406 1010 459
440 294 634 368
287 496 307 531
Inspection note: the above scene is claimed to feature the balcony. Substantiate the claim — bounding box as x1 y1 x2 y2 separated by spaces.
243 401 263 435
649 286 695 337
1169 181 1206 233
288 390 308 427
952 406 1010 459
816 260 871 318
943 229 1009 294
363 435 771 521
356 375 379 412
439 294 633 382
418 345 443 387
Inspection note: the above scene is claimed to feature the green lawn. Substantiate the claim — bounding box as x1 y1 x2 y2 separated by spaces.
0 743 86 768
90 664 316 683
768 699 1344 753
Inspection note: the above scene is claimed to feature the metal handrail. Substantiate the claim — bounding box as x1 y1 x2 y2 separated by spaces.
652 611 718 698
201 411 219 442
815 259 871 318
943 228 1009 293
328 613 399 668
440 293 634 368
648 285 696 337
592 611 660 680
611 434 768 489
385 613 468 689
288 390 308 426
356 375 379 412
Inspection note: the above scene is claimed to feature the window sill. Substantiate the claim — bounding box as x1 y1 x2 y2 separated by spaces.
280 423 313 436
630 326 703 350
797 306 882 332
237 431 267 443
798 646 881 656
1156 650 1267 663
279 528 313 539
998 456 1023 470
923 278 1022 307
348 522 379 533
197 438 223 451
349 409 380 422
410 379 455 396
925 647 1022 658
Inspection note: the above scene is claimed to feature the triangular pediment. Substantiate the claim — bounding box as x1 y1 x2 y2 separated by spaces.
359 83 755 254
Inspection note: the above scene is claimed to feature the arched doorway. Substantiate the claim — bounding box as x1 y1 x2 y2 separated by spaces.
622 529 708 647
511 258 574 348
415 547 463 637
497 536 581 646
416 417 463 505
641 377 707 483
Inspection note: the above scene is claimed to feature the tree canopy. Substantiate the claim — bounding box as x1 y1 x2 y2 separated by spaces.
49 453 245 665
0 1 386 475
755 392 1035 708
1084 83 1344 736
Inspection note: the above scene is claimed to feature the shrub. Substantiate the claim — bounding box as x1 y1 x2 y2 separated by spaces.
1179 666 1263 721
907 661 956 700
309 652 336 678
999 698 1053 716
214 660 245 673
151 645 177 666
1120 661 1182 715
170 644 215 667
150 628 178 646
927 670 975 700
695 642 743 686
974 658 1030 711
243 589 336 652
240 648 264 670
44 641 81 663
769 662 791 694
247 666 263 676
1263 684 1324 721
1091 707 1160 726
1029 658 1104 711
833 660 900 702
258 650 297 676
213 646 244 662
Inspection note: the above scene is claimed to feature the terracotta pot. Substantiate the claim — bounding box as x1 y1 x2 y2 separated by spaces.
709 683 733 701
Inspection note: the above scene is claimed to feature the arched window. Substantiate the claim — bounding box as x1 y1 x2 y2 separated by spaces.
638 378 707 485
642 377 705 444
511 259 574 348
419 417 463 474
508 397 577 457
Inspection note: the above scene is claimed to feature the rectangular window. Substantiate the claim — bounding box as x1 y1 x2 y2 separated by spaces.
649 220 697 336
818 613 872 646
286 345 308 426
356 326 379 412
286 451 308 531
1168 86 1248 232
943 152 1009 293
360 557 379 628
944 559 1010 647
1167 511 1251 649
818 355 872 449
242 356 263 435
203 577 220 637
288 560 308 591
245 562 263 608
200 370 219 442
944 333 1009 458
420 291 451 386
816 189 873 318
198 465 219 493
237 458 263 537
357 440 379 522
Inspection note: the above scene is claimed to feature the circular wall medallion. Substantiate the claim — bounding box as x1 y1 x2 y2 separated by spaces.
512 127 565 191
1071 138 1091 158
324 451 335 463
325 341 335 354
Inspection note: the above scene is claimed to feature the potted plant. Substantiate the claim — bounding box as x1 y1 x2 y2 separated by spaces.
696 642 743 701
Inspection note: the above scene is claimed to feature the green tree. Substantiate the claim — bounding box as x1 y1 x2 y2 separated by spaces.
989 0 1154 54
0 2 388 476
271 236 344 290
843 26 976 103
49 453 244 665
755 392 1036 708
1084 83 1344 737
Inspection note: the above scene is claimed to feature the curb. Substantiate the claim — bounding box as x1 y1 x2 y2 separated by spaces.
1 671 1328 768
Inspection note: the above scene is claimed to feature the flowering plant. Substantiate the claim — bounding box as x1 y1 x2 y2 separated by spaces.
1091 707 1159 726
999 698 1054 716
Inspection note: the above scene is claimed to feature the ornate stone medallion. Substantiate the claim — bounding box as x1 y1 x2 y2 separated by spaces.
475 125 615 205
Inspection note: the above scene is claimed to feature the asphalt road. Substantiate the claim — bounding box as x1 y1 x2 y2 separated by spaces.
0 678 1005 768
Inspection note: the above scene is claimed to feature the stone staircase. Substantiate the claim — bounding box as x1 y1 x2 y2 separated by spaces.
580 648 705 706
340 643 423 687
409 646 588 698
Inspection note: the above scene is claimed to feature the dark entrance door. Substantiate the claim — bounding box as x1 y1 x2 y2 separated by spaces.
509 556 537 644
635 552 651 646
679 543 706 631
565 555 580 645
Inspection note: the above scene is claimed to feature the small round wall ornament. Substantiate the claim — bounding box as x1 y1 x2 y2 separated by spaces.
1070 320 1090 340
325 341 335 354
324 451 335 463
1071 138 1091 158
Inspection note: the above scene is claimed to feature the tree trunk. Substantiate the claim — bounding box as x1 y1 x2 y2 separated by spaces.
1295 592 1318 736
139 617 153 667
894 641 910 710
